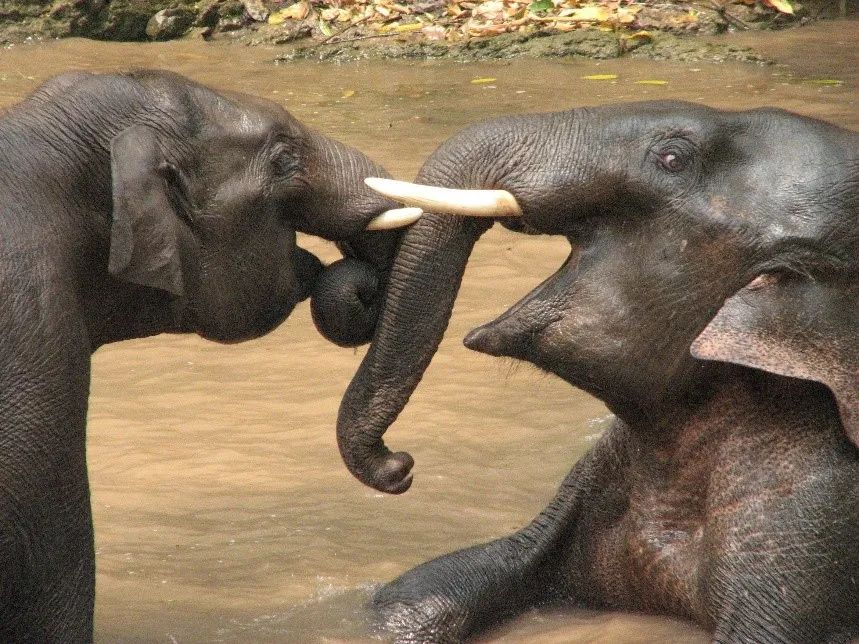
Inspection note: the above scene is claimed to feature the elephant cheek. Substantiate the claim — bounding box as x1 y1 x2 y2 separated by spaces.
310 258 382 348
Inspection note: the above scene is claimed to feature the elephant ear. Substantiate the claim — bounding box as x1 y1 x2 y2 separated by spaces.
109 124 184 297
691 275 859 447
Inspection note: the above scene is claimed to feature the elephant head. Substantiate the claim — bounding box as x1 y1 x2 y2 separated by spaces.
82 70 420 347
337 101 859 493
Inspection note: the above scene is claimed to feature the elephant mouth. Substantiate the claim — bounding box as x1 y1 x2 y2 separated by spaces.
463 244 580 360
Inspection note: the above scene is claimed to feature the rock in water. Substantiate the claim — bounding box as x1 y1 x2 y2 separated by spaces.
146 7 195 40
242 0 269 22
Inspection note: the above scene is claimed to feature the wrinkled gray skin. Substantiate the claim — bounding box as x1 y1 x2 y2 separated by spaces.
338 102 859 642
0 70 399 641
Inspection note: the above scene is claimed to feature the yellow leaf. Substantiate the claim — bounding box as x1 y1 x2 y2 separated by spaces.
568 5 611 21
635 79 668 85
763 0 794 13
471 77 498 84
271 1 309 22
379 21 425 33
394 22 425 32
616 9 638 24
621 30 653 42
582 74 618 80
804 79 843 85
342 89 356 98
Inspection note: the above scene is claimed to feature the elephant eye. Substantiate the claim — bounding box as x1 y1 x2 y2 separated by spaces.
653 139 694 174
659 152 683 172
268 138 307 185
272 150 301 179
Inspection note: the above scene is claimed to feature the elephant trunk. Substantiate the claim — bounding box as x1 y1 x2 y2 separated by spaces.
299 135 406 347
333 112 577 492
336 213 493 493
311 228 401 348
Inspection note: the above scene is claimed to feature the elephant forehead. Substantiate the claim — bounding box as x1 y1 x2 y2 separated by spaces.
200 87 300 136
588 100 723 131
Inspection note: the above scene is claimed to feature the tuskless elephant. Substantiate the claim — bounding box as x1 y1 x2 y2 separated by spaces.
338 102 859 642
0 69 419 640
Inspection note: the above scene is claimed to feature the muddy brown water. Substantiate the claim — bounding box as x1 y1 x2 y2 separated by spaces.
1 21 857 642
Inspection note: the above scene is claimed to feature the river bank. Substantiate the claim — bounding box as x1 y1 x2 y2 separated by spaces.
1 0 853 64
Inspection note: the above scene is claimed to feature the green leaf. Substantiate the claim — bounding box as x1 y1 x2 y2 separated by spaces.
528 0 554 13
319 18 333 37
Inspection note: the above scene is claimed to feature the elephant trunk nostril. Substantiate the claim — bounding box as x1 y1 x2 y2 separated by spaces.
310 257 381 347
373 451 414 494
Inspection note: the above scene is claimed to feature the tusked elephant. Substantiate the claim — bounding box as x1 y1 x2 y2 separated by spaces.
338 102 859 642
0 69 419 641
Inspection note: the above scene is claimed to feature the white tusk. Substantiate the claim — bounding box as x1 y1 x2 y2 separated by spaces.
365 177 522 218
365 207 424 231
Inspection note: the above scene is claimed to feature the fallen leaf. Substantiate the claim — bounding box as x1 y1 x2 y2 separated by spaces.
528 0 554 12
467 22 510 36
763 0 794 13
422 24 447 40
804 79 843 85
621 30 653 42
471 77 498 84
319 18 333 36
567 5 612 21
274 1 309 21
582 74 618 80
379 21 425 33
243 0 269 22
635 79 668 85
615 8 639 24
394 21 425 32
475 0 506 19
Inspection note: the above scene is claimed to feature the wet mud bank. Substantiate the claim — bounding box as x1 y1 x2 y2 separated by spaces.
276 28 767 64
2 0 853 65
